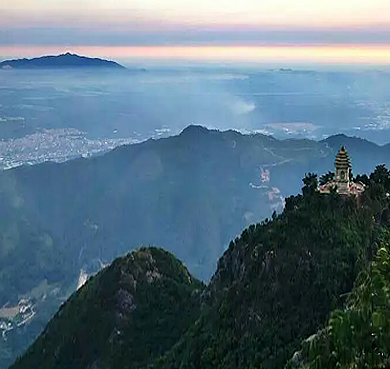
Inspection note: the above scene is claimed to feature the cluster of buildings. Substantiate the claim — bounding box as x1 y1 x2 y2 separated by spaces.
0 299 35 338
0 128 136 170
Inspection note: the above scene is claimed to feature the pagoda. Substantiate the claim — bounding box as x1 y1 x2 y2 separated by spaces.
319 146 365 195
334 146 351 194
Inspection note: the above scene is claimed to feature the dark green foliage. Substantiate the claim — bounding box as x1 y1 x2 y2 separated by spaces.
10 248 204 369
153 178 373 369
370 164 390 188
359 165 390 230
289 247 390 369
287 165 390 369
0 188 72 368
0 220 65 305
302 173 318 196
319 172 335 186
0 189 69 307
355 174 370 186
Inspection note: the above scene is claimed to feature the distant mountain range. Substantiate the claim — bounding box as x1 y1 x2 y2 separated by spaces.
0 53 126 69
1 126 390 368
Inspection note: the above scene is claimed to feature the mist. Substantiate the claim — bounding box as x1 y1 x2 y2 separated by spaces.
1 65 390 160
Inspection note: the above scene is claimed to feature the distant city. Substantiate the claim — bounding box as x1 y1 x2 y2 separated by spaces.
0 128 138 170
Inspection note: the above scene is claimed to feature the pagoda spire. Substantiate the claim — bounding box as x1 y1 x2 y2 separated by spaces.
335 146 351 194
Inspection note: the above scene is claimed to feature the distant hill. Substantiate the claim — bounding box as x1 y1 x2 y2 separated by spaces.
0 53 125 69
321 133 387 175
2 126 390 368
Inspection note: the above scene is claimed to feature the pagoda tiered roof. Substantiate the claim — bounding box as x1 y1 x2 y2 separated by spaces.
335 146 351 168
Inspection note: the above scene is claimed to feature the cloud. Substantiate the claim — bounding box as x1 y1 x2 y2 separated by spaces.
1 25 390 47
231 100 256 115
2 0 390 29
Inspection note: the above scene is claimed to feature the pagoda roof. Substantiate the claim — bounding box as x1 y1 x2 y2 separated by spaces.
335 146 351 168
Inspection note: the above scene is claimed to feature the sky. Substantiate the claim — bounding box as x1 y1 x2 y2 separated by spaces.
1 0 390 64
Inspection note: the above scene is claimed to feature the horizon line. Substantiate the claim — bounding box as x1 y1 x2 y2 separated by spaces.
1 44 390 65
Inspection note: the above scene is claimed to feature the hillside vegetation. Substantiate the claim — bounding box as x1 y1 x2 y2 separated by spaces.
154 175 374 369
11 164 390 369
11 248 204 369
288 245 390 369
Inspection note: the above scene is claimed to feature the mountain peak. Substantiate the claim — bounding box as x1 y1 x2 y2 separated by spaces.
0 53 126 70
322 133 380 151
180 125 212 136
10 247 203 369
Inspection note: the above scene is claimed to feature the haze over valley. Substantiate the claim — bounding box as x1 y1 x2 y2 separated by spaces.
1 64 390 170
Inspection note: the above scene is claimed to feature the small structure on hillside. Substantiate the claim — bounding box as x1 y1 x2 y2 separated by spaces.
319 146 365 195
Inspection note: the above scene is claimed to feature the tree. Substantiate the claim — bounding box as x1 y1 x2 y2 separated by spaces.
319 172 335 186
370 164 390 190
355 174 370 186
302 173 318 196
292 246 390 369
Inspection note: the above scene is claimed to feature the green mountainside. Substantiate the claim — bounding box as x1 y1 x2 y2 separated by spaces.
10 165 390 369
288 169 390 369
154 181 372 369
11 247 203 369
288 245 390 369
2 126 390 368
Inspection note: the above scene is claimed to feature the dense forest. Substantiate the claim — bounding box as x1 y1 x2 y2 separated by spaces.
10 247 204 369
288 165 390 369
10 164 390 369
288 245 390 369
154 171 375 369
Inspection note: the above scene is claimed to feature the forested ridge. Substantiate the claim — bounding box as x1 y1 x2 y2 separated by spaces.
10 165 390 369
154 171 375 369
3 127 390 368
288 166 390 369
10 247 204 369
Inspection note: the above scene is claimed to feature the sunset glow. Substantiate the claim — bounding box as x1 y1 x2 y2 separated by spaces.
1 0 390 64
1 45 390 65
